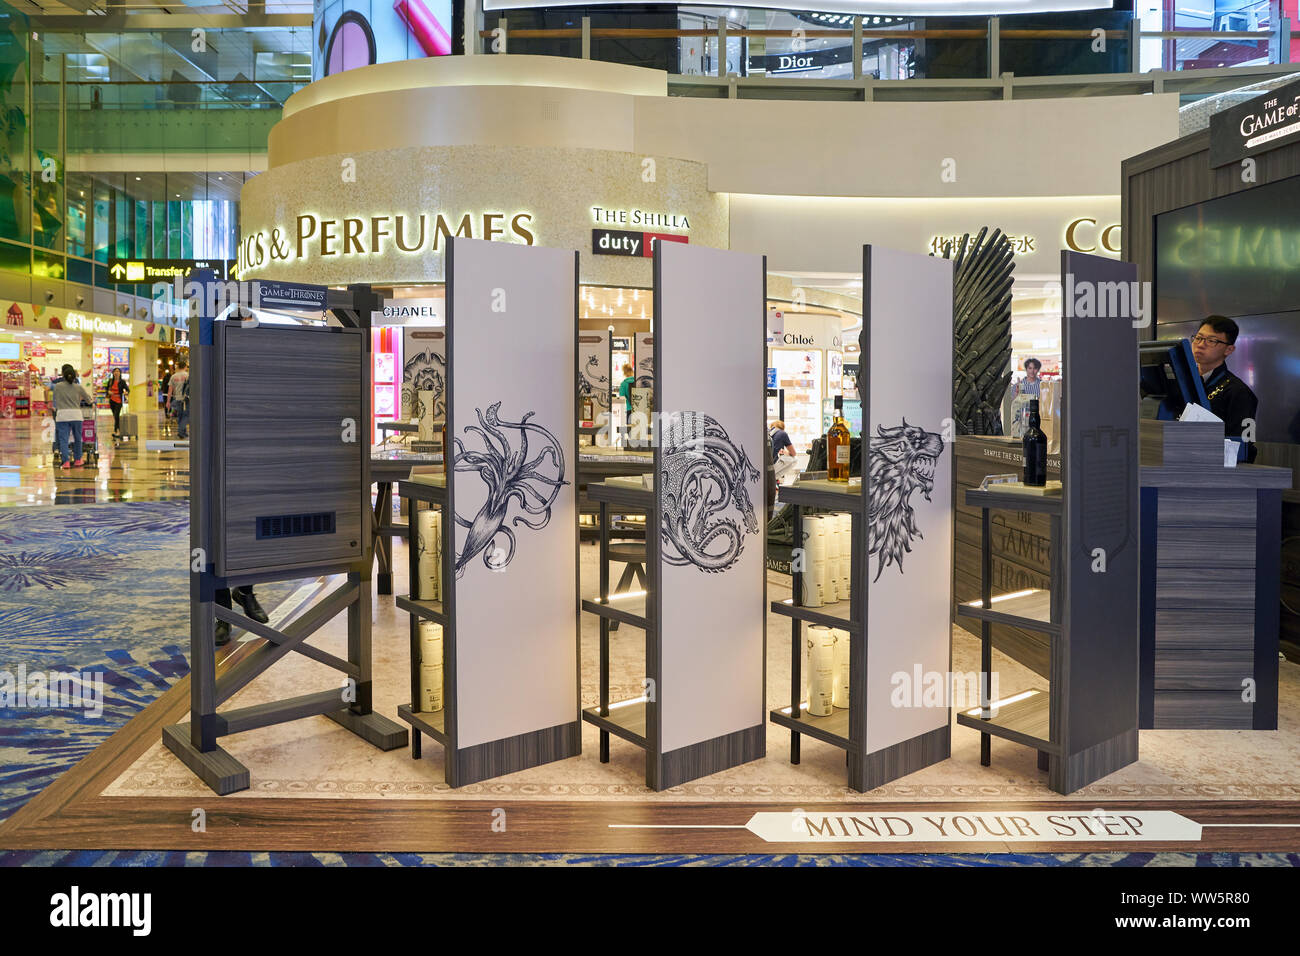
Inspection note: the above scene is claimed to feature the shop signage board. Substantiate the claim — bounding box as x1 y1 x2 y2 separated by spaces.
862 246 954 757
253 280 329 311
1209 76 1300 167
592 228 688 257
654 241 766 763
752 47 852 74
445 237 580 758
106 258 236 284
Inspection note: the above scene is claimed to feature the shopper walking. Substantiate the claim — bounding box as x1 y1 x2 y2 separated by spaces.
167 359 190 439
105 368 129 436
52 364 93 470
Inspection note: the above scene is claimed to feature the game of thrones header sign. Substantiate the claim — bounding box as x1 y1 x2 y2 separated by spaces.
481 0 1110 14
1209 76 1300 168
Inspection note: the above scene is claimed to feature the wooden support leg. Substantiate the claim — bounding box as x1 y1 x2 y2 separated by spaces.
1037 749 1050 772
600 729 610 763
412 730 421 759
981 733 991 766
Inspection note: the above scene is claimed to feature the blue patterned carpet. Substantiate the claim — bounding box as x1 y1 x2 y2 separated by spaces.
2 502 1297 868
0 501 292 826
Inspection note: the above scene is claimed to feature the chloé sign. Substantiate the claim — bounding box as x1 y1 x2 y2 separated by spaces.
239 211 536 272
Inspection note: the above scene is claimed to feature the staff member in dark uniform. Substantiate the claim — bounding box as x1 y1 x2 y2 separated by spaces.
1191 315 1258 463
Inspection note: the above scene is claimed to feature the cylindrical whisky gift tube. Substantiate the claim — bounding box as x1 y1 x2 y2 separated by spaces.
419 662 444 713
416 507 442 601
836 513 852 598
807 625 835 716
801 514 827 607
823 515 841 604
832 628 850 710
802 629 812 703
417 618 443 666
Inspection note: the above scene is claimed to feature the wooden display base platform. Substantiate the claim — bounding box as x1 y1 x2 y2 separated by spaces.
163 708 408 796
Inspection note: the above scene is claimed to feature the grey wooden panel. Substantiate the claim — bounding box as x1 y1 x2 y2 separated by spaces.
1154 648 1256 690
1155 566 1255 608
1120 130 1211 290
1053 728 1138 794
853 725 951 793
1155 609 1255 648
657 724 765 791
1061 252 1140 767
217 324 365 574
450 720 582 788
1152 691 1253 729
1154 526 1256 568
1157 488 1257 527
1139 420 1222 469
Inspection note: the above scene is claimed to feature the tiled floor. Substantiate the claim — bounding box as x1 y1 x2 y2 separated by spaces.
0 408 189 508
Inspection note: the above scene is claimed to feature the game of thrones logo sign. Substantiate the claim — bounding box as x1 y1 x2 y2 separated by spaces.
1210 76 1300 167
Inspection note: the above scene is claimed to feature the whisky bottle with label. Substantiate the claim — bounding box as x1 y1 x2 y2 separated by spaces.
1022 399 1047 487
827 395 851 482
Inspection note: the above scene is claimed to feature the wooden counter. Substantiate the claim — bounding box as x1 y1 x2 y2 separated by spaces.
1138 420 1291 730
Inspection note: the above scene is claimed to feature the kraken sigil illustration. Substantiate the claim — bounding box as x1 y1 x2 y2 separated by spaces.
659 412 761 573
577 354 611 411
403 348 446 421
635 354 654 389
452 402 568 578
868 420 945 581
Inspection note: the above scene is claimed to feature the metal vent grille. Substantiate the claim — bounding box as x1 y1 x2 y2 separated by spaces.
256 511 336 540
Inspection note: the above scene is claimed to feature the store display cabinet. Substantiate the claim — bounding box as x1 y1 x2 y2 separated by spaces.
396 238 582 787
957 250 1141 794
772 245 954 792
583 241 768 790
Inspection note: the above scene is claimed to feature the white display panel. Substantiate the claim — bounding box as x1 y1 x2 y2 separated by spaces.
862 246 954 755
402 326 446 421
577 329 611 422
448 238 578 749
655 241 766 754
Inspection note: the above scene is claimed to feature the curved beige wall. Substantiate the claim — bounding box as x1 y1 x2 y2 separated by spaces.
264 55 1178 200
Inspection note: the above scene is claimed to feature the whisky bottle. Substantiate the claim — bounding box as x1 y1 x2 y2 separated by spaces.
1022 399 1047 487
827 395 851 482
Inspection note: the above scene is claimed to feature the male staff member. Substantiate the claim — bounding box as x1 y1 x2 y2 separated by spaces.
1191 315 1258 463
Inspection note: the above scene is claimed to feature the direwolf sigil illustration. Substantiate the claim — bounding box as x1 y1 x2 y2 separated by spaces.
868 420 945 581
659 412 761 573
403 348 446 420
453 402 568 578
577 354 610 411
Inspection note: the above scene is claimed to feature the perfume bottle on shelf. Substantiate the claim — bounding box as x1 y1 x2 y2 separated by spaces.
1022 399 1047 487
827 395 851 482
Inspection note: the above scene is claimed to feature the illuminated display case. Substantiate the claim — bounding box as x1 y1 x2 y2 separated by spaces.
770 347 822 454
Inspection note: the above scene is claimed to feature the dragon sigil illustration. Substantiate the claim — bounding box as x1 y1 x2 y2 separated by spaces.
868 420 945 581
452 402 568 578
659 412 761 573
635 354 654 389
577 354 611 411
403 348 446 420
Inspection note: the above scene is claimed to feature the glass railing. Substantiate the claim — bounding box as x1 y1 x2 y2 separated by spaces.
33 78 307 111
476 9 1293 92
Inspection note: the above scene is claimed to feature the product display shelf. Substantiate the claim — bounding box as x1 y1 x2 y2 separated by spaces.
769 491 861 756
955 454 1064 761
394 476 452 758
582 479 654 763
955 250 1141 794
